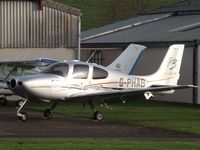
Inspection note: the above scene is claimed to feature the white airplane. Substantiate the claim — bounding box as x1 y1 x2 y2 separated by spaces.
0 58 58 106
0 45 142 107
7 44 195 122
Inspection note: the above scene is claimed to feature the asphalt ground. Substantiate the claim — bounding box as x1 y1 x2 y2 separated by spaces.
0 106 199 140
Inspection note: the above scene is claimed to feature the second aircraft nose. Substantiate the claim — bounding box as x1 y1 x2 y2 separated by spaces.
10 79 17 89
7 79 23 89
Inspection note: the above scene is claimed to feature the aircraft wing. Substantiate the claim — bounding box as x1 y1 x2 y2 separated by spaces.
68 85 195 99
0 88 14 96
0 58 59 68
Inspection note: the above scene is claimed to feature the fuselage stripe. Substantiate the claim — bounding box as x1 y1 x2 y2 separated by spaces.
146 76 175 83
85 81 119 87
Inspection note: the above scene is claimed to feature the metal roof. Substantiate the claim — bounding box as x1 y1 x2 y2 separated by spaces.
81 13 171 40
81 0 200 46
146 0 200 14
44 0 80 16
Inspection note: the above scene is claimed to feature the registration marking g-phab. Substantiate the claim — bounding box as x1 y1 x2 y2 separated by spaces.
119 77 146 88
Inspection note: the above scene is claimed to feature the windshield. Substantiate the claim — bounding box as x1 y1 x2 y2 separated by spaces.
42 63 69 77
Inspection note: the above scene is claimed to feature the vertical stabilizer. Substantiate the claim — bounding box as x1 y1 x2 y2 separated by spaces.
107 44 146 74
147 44 185 85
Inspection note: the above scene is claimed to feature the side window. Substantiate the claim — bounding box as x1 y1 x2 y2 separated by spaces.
92 67 108 79
73 64 89 79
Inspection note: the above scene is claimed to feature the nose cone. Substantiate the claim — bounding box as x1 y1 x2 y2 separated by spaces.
8 74 55 99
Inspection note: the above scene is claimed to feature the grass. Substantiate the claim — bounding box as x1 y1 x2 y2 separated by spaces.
54 0 181 31
0 138 200 150
26 99 200 136
2 99 200 149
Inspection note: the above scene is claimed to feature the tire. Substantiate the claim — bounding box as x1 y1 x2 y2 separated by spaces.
93 111 103 121
43 109 53 119
18 112 28 122
0 97 7 106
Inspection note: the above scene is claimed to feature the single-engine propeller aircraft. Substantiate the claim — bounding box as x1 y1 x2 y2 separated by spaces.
0 58 58 106
7 44 195 122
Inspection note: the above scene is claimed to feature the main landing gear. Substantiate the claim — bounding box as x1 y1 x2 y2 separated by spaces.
89 101 104 121
43 101 59 119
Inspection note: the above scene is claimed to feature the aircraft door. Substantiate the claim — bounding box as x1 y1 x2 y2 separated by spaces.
46 63 69 99
50 78 66 99
71 64 90 88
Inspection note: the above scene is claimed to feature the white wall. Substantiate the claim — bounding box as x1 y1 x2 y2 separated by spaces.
196 45 200 104
0 48 76 61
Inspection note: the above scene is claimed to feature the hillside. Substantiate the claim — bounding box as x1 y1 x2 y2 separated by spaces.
55 0 181 31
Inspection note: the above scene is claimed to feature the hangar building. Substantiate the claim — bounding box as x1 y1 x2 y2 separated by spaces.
0 0 80 61
81 0 200 104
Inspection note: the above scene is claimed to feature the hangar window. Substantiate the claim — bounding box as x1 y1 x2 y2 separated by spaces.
92 67 108 79
73 64 89 79
43 63 69 77
89 50 103 65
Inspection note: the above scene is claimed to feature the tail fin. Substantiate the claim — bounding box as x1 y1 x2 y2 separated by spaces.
107 44 146 74
149 44 185 85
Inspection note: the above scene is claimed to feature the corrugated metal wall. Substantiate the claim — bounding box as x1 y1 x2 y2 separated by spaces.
0 0 79 48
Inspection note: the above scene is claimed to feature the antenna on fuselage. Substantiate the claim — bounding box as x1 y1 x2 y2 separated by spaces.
86 50 97 63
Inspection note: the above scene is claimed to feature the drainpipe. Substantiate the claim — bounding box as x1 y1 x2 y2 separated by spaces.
193 40 198 105
77 15 81 60
38 0 44 10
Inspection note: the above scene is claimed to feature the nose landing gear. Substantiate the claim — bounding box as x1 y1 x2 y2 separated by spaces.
16 99 25 108
16 99 59 121
18 112 28 122
16 99 28 122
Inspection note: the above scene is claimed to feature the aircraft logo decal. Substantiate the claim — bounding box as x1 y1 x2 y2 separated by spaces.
167 57 177 70
116 63 121 69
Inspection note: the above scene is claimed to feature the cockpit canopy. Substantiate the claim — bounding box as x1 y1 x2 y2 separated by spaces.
43 63 69 77
43 62 108 79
